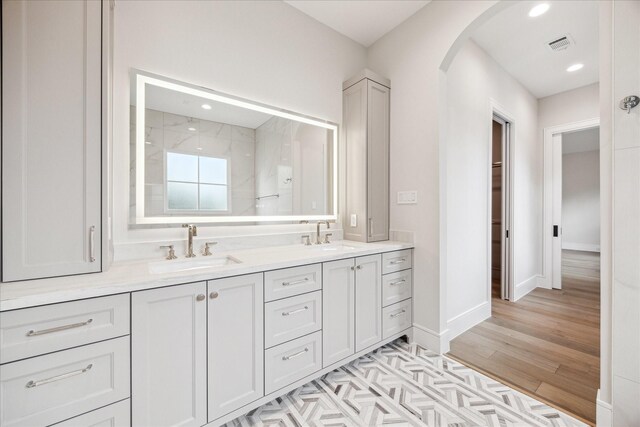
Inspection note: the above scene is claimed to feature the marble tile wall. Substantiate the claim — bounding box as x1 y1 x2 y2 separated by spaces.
130 107 256 217
255 116 330 217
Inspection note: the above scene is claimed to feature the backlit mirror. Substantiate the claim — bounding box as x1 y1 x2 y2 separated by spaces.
130 71 337 225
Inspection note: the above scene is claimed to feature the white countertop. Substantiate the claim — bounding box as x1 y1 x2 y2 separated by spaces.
0 240 413 311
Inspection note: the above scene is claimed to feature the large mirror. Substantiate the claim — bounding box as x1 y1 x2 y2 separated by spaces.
130 71 337 225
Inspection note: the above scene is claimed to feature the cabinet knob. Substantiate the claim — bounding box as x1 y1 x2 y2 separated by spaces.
196 294 206 301
210 291 219 299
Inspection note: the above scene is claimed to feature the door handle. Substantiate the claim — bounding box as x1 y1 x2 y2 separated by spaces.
553 225 559 237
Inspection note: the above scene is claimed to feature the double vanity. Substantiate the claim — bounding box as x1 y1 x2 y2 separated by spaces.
0 241 413 427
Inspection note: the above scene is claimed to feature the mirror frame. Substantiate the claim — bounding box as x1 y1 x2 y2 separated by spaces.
132 70 339 225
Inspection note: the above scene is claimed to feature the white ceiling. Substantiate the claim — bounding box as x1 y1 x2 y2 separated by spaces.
563 127 599 154
284 0 430 47
143 84 273 129
472 1 599 99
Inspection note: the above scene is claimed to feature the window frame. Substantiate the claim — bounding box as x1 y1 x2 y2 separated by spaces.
163 148 232 215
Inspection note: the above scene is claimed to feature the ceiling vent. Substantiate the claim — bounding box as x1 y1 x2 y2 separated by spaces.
547 34 574 52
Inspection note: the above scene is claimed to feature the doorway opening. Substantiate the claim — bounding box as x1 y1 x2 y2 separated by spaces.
491 114 512 301
551 125 601 289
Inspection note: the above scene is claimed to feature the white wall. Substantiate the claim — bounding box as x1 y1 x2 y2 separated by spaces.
445 40 539 339
111 0 366 259
367 0 501 351
611 1 640 425
562 149 600 252
538 83 599 134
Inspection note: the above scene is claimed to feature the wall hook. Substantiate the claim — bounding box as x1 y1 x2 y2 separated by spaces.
620 95 639 114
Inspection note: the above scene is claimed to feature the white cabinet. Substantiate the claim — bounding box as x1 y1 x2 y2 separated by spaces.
0 337 130 427
208 274 264 422
2 0 103 281
52 399 130 427
322 258 356 367
323 254 382 363
355 254 383 351
343 71 390 242
132 283 207 427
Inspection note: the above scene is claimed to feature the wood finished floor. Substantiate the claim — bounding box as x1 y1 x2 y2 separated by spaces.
448 250 600 425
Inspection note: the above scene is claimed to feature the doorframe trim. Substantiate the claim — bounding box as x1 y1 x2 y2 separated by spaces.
489 99 515 303
542 117 600 289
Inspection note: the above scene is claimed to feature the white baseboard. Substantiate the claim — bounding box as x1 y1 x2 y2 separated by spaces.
562 242 601 252
596 389 613 427
445 301 491 342
513 275 540 301
412 323 449 354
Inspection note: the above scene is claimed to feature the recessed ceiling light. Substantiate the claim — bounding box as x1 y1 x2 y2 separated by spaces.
196 147 203 151
201 104 212 110
529 3 550 17
188 127 196 131
566 63 584 72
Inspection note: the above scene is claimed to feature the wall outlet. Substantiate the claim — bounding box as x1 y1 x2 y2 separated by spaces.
397 191 418 204
350 214 357 227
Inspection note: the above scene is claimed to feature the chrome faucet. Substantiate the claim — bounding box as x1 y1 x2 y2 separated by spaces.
182 224 198 257
316 221 330 244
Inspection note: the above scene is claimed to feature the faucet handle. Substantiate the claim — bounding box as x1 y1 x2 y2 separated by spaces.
301 235 311 246
160 245 177 260
323 233 333 244
203 242 218 256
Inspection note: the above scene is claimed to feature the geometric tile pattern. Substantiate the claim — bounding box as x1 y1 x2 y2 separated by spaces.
224 339 587 427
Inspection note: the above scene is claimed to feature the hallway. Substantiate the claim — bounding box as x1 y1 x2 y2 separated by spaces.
448 250 600 425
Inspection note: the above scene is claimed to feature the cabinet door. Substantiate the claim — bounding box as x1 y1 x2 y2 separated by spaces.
2 0 102 281
367 80 390 242
208 273 264 422
322 258 356 367
355 254 383 351
132 283 207 427
343 79 368 242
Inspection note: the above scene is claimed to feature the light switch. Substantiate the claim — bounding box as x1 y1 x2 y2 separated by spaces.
397 191 418 204
350 214 357 227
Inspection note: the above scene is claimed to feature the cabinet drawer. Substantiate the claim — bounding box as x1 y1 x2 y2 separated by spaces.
1 294 130 364
51 399 130 427
382 270 412 307
265 331 322 395
264 264 322 302
0 337 130 427
382 300 412 339
382 250 412 275
265 291 322 348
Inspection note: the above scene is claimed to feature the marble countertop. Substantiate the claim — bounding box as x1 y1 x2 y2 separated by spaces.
0 240 413 311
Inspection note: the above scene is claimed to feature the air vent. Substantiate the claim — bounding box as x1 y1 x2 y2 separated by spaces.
547 34 574 51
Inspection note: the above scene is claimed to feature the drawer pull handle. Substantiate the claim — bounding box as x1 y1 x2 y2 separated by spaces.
282 348 309 361
26 364 93 388
27 318 93 337
390 279 407 286
282 277 309 287
390 310 406 318
389 258 407 265
282 306 309 316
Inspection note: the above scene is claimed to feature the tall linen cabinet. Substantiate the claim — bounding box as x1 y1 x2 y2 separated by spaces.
1 0 105 281
342 70 390 242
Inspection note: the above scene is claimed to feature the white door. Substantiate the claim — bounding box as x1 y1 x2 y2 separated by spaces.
208 273 264 422
355 254 383 351
552 133 563 289
367 80 390 242
2 0 102 281
132 283 208 427
322 258 356 367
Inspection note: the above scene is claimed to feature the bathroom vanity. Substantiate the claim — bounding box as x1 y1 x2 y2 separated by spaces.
0 242 413 427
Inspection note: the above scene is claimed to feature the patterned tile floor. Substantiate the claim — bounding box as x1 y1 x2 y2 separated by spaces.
224 339 587 427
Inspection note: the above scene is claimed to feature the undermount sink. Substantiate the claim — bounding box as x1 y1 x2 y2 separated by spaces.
148 255 242 274
310 243 358 252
